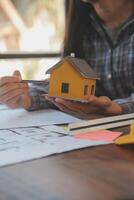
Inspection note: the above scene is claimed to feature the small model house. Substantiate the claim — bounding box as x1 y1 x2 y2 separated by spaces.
46 56 100 102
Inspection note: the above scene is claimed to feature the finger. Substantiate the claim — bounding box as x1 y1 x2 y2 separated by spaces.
6 96 22 109
0 88 28 104
0 83 28 96
55 98 90 113
55 97 109 114
53 100 103 115
21 93 31 109
104 101 122 115
44 95 56 103
0 76 21 86
13 70 22 78
6 91 31 109
13 70 28 88
89 96 112 108
6 96 24 109
52 101 78 115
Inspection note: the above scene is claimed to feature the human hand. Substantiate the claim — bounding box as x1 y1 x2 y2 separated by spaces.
0 70 32 109
45 95 122 116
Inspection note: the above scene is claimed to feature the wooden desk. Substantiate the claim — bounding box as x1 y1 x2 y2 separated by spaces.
0 126 134 200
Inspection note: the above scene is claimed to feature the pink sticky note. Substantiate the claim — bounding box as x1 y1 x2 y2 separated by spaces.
75 130 122 142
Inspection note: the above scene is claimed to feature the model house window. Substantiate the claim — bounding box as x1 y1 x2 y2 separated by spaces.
61 83 69 93
84 85 88 96
91 85 95 95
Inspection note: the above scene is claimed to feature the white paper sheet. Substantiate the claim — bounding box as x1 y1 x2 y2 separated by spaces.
0 125 110 167
0 104 8 111
0 108 80 129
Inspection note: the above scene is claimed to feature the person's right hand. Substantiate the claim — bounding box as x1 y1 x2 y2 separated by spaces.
0 70 32 109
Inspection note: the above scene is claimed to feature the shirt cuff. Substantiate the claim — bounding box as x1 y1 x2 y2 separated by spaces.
26 94 54 111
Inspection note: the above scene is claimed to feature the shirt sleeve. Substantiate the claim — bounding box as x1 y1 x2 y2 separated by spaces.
113 94 134 114
27 79 57 111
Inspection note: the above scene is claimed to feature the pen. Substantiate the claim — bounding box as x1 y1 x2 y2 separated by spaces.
21 80 47 84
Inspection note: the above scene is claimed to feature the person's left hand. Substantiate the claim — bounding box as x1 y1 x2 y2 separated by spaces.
44 95 122 116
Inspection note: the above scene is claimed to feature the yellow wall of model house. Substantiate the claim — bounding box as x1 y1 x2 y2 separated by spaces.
48 61 96 101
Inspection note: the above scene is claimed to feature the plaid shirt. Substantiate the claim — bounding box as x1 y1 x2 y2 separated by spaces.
82 9 134 114
28 7 134 114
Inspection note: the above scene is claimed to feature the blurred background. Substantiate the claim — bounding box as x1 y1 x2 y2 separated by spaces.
0 0 66 79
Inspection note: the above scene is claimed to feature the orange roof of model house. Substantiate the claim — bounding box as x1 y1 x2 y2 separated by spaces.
46 56 100 102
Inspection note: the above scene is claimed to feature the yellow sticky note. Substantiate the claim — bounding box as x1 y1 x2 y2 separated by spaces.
115 124 134 145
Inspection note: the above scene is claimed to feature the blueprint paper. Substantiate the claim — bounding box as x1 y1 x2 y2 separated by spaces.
0 108 80 129
0 108 109 167
0 126 110 167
